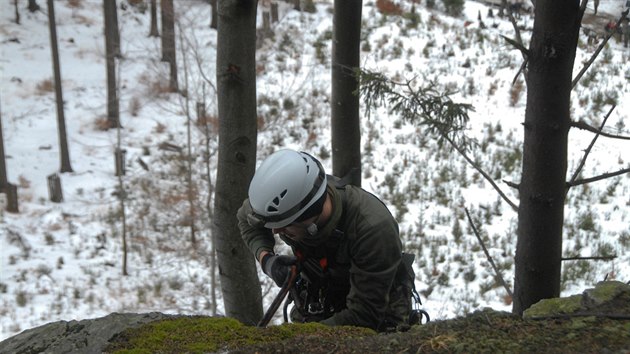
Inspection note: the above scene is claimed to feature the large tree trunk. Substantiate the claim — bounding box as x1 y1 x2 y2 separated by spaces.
215 0 263 325
104 0 121 129
160 0 178 91
47 0 73 173
513 0 581 315
331 0 362 185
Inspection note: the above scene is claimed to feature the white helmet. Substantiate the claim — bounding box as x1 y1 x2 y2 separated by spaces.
248 149 327 229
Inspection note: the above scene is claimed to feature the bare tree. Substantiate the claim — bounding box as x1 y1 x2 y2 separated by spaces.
161 0 178 91
47 0 73 173
111 0 121 57
178 28 197 249
104 0 121 128
215 0 263 325
149 0 159 37
331 0 362 186
0 101 19 213
0 100 18 213
13 0 20 25
0 101 8 193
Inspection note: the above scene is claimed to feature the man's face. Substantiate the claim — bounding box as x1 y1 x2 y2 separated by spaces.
272 214 318 241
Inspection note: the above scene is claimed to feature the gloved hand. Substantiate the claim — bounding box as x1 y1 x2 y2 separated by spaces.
261 254 297 287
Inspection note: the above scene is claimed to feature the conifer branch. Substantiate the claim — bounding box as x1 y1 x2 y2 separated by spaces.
358 68 518 211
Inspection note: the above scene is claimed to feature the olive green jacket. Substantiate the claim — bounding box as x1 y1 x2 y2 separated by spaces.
237 180 407 330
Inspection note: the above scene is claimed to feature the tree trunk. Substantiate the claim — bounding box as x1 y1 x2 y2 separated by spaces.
111 0 121 57
149 0 159 37
331 0 362 186
210 0 218 29
0 107 8 193
47 0 73 173
513 0 581 315
14 0 20 25
104 0 121 129
160 0 178 91
271 2 278 23
215 0 263 325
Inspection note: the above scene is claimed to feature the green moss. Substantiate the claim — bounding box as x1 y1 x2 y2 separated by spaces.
585 281 630 305
106 317 376 353
523 294 582 318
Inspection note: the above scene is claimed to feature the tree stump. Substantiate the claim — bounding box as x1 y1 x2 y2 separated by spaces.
47 173 63 203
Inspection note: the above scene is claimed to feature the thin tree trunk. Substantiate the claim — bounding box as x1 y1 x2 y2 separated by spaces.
180 27 197 249
331 0 362 185
14 0 20 24
215 0 263 325
160 0 178 91
47 0 73 173
111 0 121 57
104 0 121 129
149 0 159 37
117 125 128 276
200 85 218 315
513 0 581 315
0 104 8 193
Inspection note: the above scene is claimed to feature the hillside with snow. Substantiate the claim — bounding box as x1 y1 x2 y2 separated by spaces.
1 0 629 341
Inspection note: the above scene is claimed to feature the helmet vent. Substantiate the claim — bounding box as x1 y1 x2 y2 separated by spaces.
267 189 288 213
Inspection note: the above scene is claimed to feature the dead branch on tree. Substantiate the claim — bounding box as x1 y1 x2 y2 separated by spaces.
571 120 630 141
465 208 513 299
572 9 630 89
447 135 518 211
568 105 615 187
561 255 616 261
567 168 630 188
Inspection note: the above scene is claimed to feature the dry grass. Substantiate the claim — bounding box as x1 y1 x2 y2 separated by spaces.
36 79 54 95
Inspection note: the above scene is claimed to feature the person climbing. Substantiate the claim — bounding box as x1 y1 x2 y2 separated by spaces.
238 149 422 331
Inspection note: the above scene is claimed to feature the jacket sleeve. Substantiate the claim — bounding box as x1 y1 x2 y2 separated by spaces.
237 198 275 260
320 196 402 330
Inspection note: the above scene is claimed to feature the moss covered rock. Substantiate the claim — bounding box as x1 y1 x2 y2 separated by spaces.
524 281 630 319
